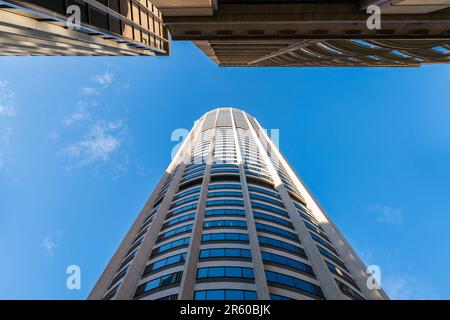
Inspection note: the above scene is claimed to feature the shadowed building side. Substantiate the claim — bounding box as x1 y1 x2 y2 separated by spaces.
0 0 169 56
88 108 388 301
163 0 450 67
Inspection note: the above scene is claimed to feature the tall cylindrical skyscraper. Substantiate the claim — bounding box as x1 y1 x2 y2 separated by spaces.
89 108 388 300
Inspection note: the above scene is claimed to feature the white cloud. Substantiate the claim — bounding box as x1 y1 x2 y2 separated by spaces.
47 131 60 142
383 273 439 300
81 87 99 96
62 119 126 168
63 102 89 126
0 105 16 117
40 235 57 255
93 71 114 87
0 80 16 118
367 204 403 224
0 126 13 169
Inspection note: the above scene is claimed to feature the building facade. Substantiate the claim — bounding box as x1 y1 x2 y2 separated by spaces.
89 108 388 300
162 0 450 67
0 1 449 66
0 0 169 56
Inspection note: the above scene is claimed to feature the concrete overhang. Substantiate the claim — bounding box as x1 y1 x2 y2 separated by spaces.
360 0 450 14
151 0 215 16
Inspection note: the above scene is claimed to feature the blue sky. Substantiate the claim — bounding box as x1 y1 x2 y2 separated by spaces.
0 41 449 300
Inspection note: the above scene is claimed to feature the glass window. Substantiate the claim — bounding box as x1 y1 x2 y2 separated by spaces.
226 290 244 300
205 290 225 300
208 267 225 278
196 267 255 280
264 271 324 299
194 290 256 300
197 268 208 279
209 184 242 190
206 200 245 207
205 209 246 217
135 271 183 298
255 223 298 241
201 233 249 243
194 291 207 300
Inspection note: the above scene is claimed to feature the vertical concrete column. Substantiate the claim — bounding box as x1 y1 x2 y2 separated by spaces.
179 109 220 299
230 108 270 300
242 112 344 300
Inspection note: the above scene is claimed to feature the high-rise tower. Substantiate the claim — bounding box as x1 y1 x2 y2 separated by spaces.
89 108 388 300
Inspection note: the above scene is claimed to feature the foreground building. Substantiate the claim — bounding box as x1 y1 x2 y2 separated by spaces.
159 0 450 67
89 108 388 300
0 1 449 66
0 0 169 56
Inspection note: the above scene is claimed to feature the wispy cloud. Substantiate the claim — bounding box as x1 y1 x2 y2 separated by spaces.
47 131 60 142
0 105 16 117
40 236 57 255
40 230 63 256
360 250 439 300
93 71 114 87
0 80 16 118
62 119 127 169
57 71 131 176
383 273 439 300
0 81 16 170
81 87 99 96
63 102 90 127
367 204 403 224
0 126 13 169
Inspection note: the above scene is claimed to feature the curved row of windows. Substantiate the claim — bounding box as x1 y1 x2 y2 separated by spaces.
143 253 187 276
202 233 249 243
157 224 193 242
205 209 246 217
199 248 252 260
206 199 244 207
325 261 359 290
270 294 293 300
203 220 247 229
253 211 293 229
194 290 257 300
258 236 306 258
265 271 324 299
261 252 314 277
208 184 241 190
211 163 238 169
170 195 199 209
207 191 243 198
182 166 205 177
310 232 338 255
250 194 285 208
151 237 190 257
245 171 272 181
180 172 204 183
251 202 288 216
167 203 197 218
163 212 195 227
336 280 364 300
135 271 183 298
247 185 280 198
304 220 330 242
211 169 240 175
256 222 298 241
197 267 255 280
317 246 349 272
